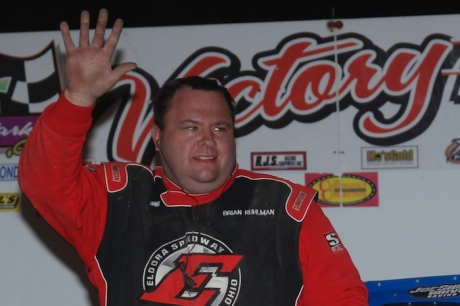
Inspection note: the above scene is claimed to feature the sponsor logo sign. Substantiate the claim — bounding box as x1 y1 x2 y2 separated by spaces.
0 193 20 212
251 151 306 171
0 163 18 181
361 146 419 169
305 172 379 207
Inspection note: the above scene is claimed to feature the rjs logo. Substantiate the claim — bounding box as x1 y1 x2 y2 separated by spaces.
251 151 306 171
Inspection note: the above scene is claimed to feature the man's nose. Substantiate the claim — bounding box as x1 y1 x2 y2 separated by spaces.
199 129 217 148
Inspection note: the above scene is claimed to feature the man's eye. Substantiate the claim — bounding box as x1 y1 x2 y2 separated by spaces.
213 127 226 132
186 126 197 131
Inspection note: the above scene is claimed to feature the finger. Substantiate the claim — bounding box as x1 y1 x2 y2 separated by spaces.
60 21 75 52
104 18 123 55
79 10 90 47
92 8 108 47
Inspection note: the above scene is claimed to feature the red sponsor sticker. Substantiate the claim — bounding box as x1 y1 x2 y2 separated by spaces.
292 191 306 211
111 163 121 182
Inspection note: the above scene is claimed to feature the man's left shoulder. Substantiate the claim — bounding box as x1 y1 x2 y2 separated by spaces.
236 169 317 222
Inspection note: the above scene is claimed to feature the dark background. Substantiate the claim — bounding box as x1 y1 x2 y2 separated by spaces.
2 0 460 33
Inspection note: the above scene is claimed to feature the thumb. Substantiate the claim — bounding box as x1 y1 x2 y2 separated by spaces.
110 62 138 82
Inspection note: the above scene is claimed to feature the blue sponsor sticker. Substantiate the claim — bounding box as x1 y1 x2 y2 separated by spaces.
0 164 18 181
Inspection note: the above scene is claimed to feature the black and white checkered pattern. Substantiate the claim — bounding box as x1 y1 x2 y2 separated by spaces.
0 41 62 116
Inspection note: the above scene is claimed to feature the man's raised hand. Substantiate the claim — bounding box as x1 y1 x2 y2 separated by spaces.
60 8 137 107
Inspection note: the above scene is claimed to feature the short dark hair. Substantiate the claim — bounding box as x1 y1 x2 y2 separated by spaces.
152 76 235 130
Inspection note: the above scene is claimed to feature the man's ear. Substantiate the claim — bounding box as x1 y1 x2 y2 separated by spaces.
151 119 161 152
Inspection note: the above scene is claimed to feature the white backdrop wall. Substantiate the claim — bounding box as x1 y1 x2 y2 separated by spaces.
1 14 460 305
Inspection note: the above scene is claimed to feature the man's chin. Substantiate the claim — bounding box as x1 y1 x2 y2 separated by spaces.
188 174 226 191
193 174 219 185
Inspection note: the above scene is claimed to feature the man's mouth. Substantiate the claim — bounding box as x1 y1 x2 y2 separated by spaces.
195 156 215 161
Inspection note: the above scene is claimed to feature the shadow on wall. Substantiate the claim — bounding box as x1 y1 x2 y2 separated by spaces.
20 194 98 306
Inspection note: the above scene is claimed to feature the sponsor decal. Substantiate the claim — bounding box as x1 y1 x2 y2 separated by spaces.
287 190 311 221
324 232 344 252
409 283 460 299
0 117 37 147
141 232 242 305
445 139 460 164
251 151 306 171
305 172 379 207
110 163 121 182
0 193 20 212
293 191 306 211
0 164 18 181
361 146 419 169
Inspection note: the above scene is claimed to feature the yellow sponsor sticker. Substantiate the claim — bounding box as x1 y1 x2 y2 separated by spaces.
309 174 377 206
0 193 20 212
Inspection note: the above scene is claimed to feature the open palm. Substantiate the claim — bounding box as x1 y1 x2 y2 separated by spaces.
61 9 136 107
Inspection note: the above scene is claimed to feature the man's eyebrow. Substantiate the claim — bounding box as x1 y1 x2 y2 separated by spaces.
177 119 232 126
178 119 199 125
214 121 233 127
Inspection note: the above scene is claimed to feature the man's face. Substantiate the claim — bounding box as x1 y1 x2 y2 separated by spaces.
152 87 236 194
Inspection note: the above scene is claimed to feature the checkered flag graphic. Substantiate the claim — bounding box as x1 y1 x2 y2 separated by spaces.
0 41 62 116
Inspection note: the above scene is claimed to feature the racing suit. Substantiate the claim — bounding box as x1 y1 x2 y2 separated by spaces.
18 94 368 305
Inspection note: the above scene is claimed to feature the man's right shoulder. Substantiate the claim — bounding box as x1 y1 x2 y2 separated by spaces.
102 162 153 193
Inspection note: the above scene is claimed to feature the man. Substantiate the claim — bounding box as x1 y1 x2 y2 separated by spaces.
19 8 368 306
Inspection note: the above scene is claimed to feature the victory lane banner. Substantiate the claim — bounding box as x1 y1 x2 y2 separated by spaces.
3 19 460 173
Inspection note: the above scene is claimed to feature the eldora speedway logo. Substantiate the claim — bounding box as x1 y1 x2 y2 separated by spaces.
141 232 243 305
